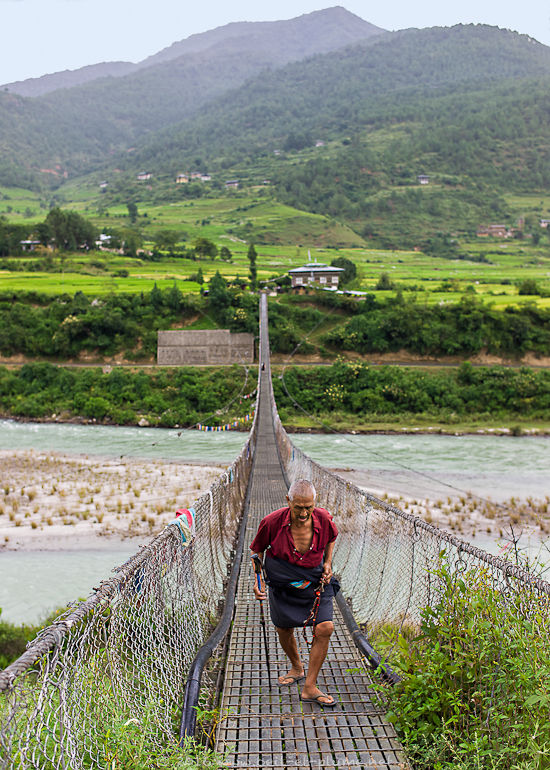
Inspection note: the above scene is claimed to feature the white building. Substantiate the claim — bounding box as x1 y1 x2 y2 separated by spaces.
288 260 344 290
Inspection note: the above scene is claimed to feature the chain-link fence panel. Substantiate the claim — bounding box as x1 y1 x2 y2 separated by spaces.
0 405 258 769
270 372 550 755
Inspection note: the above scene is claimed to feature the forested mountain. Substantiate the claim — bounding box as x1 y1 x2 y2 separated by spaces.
1 62 136 99
2 7 382 97
1 11 549 230
127 23 550 173
0 7 383 187
112 23 550 246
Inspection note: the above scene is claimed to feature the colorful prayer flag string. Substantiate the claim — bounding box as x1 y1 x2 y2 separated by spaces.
196 410 255 431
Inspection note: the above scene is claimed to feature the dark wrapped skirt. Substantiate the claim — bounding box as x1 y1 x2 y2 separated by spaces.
264 555 340 629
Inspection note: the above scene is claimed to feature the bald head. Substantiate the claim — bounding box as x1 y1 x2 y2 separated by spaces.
287 479 316 502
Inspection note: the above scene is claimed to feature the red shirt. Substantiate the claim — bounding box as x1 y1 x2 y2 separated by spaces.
250 506 338 568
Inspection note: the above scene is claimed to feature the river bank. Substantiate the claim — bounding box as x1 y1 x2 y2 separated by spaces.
3 411 550 436
0 449 223 552
1 423 548 624
2 361 550 435
1 437 548 554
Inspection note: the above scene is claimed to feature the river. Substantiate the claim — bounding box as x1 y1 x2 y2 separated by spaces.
1 420 548 624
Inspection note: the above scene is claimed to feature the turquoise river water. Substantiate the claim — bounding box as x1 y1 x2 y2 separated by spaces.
0 420 548 623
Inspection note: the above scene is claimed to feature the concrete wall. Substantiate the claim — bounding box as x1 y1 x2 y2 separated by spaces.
157 330 254 365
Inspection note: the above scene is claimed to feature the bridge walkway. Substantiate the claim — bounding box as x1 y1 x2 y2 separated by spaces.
215 307 406 768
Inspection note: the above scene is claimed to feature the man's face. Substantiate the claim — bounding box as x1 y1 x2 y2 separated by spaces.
287 491 315 525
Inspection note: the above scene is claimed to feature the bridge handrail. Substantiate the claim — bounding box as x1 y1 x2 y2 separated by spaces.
0 365 261 769
266 370 550 691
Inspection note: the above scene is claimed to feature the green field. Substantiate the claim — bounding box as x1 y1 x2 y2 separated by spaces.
2 186 550 307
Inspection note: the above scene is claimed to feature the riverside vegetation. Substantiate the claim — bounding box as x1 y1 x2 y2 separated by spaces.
0 359 549 433
0 285 549 432
378 561 550 769
1 287 550 362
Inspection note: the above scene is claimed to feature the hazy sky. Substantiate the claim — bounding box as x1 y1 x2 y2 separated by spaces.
1 0 549 84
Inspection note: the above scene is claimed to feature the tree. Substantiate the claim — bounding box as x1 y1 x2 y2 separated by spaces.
35 222 53 247
189 267 204 284
154 230 180 255
127 202 138 223
248 243 257 292
150 283 163 309
45 208 97 251
518 279 539 296
376 272 394 291
193 237 217 258
122 229 142 257
331 257 356 286
208 271 230 323
283 132 313 151
167 284 183 312
219 245 232 261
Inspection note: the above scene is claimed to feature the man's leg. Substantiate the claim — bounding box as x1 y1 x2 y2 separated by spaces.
301 621 335 704
276 626 305 685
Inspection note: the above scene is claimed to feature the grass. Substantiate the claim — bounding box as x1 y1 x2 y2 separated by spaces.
380 560 550 769
0 671 228 769
280 412 550 436
0 270 202 295
2 180 550 305
2 237 549 305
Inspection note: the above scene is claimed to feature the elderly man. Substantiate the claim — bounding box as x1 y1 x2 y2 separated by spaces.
250 479 339 707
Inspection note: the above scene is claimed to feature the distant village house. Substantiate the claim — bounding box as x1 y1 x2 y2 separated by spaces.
540 219 550 228
176 172 211 184
288 259 344 291
19 240 41 252
95 234 112 250
137 172 152 181
417 174 429 185
225 179 239 189
477 224 512 238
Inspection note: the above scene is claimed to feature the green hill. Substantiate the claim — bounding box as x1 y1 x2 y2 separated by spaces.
125 24 550 172
0 7 384 188
1 19 550 248
104 24 550 246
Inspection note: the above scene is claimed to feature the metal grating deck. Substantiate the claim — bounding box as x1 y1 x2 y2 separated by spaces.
215 359 408 769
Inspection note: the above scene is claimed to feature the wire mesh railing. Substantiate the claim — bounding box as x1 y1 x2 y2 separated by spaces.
0 406 258 769
269 376 550 759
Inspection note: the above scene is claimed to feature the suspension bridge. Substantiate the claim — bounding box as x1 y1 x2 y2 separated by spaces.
1 295 549 769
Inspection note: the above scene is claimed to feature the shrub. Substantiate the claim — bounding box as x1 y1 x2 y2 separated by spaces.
383 562 550 768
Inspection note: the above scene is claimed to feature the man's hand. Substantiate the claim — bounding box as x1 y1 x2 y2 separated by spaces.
253 579 267 601
321 562 333 584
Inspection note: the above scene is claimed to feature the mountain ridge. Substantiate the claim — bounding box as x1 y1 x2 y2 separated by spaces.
0 20 549 196
1 7 384 97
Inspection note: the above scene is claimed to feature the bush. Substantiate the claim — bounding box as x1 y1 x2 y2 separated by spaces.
518 279 540 295
0 611 28 669
383 562 550 768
